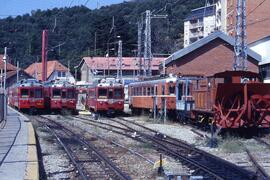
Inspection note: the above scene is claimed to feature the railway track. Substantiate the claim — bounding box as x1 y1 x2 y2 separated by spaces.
32 116 131 180
75 115 257 180
245 148 270 180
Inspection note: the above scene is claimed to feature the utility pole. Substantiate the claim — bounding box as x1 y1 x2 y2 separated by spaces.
16 60 19 83
234 0 247 71
117 40 123 80
94 31 97 56
137 20 143 76
3 47 7 121
42 30 48 82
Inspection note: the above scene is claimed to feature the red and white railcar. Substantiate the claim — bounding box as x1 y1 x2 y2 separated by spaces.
86 79 124 115
44 80 77 114
9 79 44 114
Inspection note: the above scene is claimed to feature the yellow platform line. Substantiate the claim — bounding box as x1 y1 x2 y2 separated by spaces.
24 122 39 180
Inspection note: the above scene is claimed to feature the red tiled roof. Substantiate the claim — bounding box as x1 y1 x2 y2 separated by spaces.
0 55 17 71
82 57 165 71
25 60 68 81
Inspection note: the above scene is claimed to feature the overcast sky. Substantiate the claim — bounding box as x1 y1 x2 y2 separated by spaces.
0 0 124 18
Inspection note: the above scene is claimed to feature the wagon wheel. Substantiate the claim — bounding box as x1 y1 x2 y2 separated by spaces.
214 95 245 128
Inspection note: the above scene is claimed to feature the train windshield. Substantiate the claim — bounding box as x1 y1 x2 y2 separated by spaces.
21 89 29 98
53 89 61 98
114 88 122 99
98 89 107 99
108 89 113 99
35 89 43 98
67 90 75 99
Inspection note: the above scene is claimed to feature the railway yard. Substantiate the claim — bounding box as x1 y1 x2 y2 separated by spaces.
28 108 270 180
1 1 270 180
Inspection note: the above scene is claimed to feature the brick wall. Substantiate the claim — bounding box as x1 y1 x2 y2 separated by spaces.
227 0 270 43
166 38 258 76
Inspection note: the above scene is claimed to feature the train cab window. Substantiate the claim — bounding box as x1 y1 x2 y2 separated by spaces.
108 89 113 99
30 90 34 98
98 89 107 98
114 88 122 99
67 90 74 99
169 85 175 95
21 89 29 98
178 84 183 100
62 91 67 98
53 89 61 98
35 89 43 98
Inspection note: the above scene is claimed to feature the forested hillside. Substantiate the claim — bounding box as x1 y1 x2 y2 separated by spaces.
0 0 203 70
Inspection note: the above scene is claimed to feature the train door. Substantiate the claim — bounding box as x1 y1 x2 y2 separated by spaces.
176 79 194 121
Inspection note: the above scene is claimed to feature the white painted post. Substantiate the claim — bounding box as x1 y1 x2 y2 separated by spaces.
3 47 7 120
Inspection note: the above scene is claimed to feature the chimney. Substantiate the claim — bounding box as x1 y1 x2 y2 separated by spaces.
42 30 48 81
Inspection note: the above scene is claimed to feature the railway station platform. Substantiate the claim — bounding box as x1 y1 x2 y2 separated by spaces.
0 107 39 180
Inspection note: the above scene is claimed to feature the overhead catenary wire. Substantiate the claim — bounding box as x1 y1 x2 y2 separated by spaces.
247 0 267 17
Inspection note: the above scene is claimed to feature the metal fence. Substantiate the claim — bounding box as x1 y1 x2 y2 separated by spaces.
0 89 4 123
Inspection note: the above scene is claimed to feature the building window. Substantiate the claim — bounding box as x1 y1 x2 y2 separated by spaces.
58 71 61 77
62 72 66 77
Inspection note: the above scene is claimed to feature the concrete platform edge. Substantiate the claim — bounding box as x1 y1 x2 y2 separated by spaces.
8 107 39 180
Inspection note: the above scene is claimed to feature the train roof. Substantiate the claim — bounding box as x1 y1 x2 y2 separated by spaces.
89 78 123 88
213 71 260 79
129 76 177 86
44 80 75 88
16 79 43 87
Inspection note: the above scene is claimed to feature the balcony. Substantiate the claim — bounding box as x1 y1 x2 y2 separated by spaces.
189 31 204 39
189 22 204 29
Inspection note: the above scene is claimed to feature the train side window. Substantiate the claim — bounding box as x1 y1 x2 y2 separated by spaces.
147 87 151 95
21 89 29 98
144 87 147 96
162 85 165 95
178 83 183 100
151 86 154 95
114 88 122 99
35 89 42 98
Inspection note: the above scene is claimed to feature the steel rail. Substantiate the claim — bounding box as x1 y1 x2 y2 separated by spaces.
59 116 155 165
245 148 270 180
113 117 257 179
77 115 256 179
40 116 131 180
42 123 89 180
254 137 270 149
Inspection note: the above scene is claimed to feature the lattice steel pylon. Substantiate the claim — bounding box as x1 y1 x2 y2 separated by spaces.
144 10 152 77
137 20 143 76
117 40 123 80
234 0 247 71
